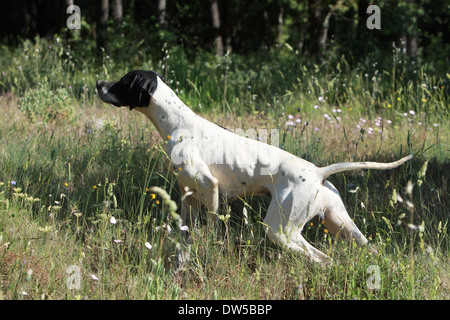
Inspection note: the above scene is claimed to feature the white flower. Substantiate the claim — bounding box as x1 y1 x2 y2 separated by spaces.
286 120 295 126
180 225 189 232
110 216 117 224
145 242 152 250
91 274 99 281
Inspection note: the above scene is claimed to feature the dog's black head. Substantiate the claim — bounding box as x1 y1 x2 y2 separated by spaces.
96 70 164 110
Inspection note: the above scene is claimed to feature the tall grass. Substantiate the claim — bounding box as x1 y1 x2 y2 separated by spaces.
0 36 448 299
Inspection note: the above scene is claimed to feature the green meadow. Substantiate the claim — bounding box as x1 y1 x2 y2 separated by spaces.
0 36 448 300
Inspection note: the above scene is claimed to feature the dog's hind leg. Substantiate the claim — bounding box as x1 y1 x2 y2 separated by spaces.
263 193 329 263
321 181 368 246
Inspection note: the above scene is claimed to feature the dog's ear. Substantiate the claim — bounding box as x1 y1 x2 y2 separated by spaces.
154 72 165 83
128 74 150 110
128 71 161 110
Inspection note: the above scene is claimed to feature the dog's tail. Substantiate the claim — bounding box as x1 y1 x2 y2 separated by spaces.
318 154 413 180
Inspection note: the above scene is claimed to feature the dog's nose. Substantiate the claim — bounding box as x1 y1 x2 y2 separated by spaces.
96 80 105 90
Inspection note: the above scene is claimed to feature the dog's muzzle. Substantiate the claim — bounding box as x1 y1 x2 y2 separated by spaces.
96 80 123 107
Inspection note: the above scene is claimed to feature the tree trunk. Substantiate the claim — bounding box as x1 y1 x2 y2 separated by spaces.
277 4 284 47
158 0 167 29
112 0 123 28
356 0 369 54
97 0 109 53
210 0 224 56
318 11 332 51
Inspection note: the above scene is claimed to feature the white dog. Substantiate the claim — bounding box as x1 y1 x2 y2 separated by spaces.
97 70 412 263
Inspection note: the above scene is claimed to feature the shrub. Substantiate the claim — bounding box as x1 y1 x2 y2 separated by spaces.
18 80 75 124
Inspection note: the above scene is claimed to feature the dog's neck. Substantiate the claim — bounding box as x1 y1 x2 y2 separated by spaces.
135 77 198 139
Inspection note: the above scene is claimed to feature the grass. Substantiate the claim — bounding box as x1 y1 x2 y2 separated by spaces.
0 36 448 300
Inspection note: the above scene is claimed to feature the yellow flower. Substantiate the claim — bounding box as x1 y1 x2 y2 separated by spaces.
309 222 314 227
348 107 352 111
64 182 69 187
92 185 97 190
324 229 329 234
167 135 171 140
145 187 150 192
178 167 182 171
397 97 401 101
150 193 156 199
156 200 160 205
387 104 392 108
421 98 427 102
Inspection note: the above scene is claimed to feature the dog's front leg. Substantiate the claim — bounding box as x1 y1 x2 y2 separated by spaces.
175 164 219 272
179 182 201 234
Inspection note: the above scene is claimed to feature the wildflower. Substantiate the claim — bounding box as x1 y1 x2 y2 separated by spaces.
145 187 150 192
348 107 352 111
295 118 301 124
92 185 97 190
288 114 294 120
387 104 392 108
178 167 182 171
309 222 314 227
397 97 401 101
409 110 416 115
18 66 22 70
114 239 123 243
324 229 329 234
145 242 152 250
10 180 17 186
156 200 160 205
286 120 295 126
314 105 319 109
406 180 414 196
91 274 99 281
318 96 324 102
387 120 392 124
150 193 156 199
110 216 117 224
181 190 193 201
421 98 427 102
64 182 69 187
167 135 171 140
314 127 319 132
348 186 360 193
180 225 189 232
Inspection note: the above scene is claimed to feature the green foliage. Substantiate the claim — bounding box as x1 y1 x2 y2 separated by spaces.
18 80 75 124
0 33 448 300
